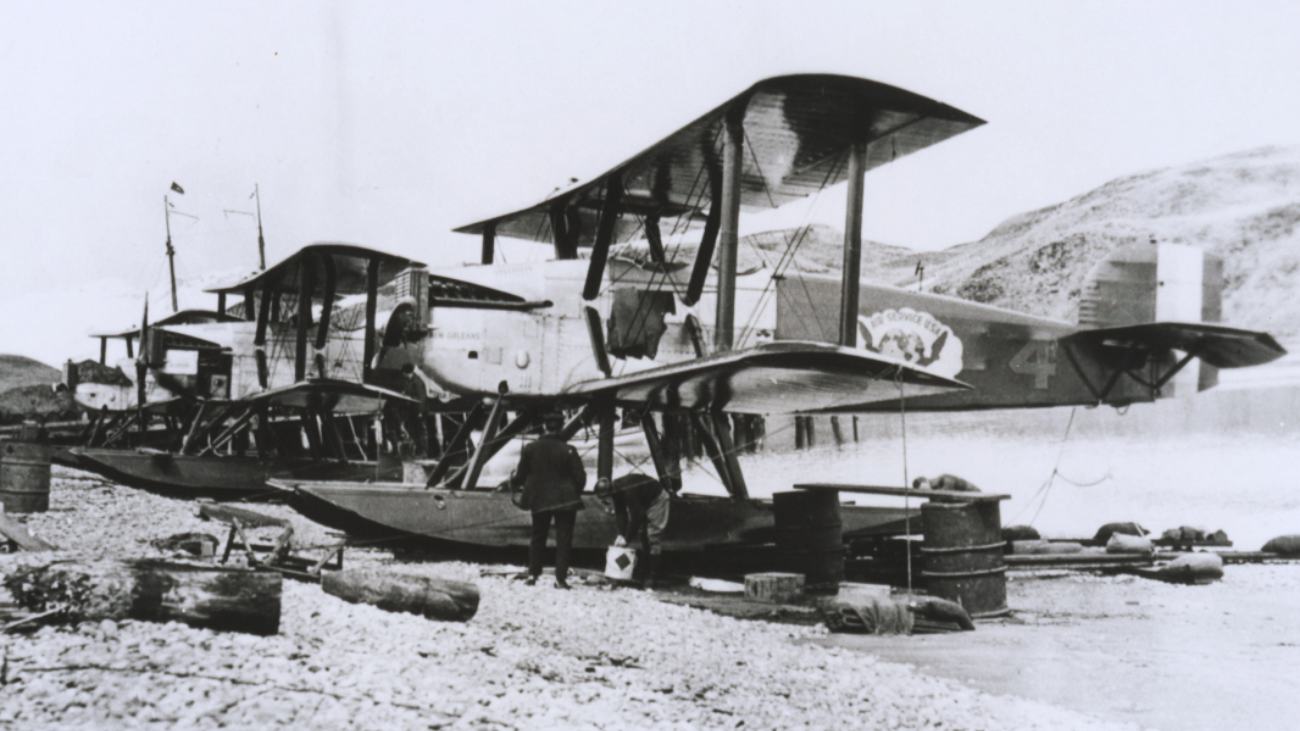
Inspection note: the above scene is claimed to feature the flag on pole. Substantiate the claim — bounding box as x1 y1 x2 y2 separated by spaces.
914 259 924 276
170 181 186 195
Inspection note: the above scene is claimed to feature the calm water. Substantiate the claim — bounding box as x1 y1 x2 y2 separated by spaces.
484 380 1300 551
687 384 1300 550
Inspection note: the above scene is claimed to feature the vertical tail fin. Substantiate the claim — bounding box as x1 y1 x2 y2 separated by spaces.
1078 242 1224 393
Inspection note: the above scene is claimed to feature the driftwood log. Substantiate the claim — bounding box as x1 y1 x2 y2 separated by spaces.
321 569 479 622
3 559 281 635
0 512 56 551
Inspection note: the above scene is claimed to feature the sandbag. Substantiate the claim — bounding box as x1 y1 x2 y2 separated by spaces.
1161 526 1232 546
1092 521 1148 544
914 474 980 492
1148 553 1224 584
1106 533 1155 555
821 596 913 635
1262 535 1300 557
909 596 975 631
1002 525 1041 542
1161 526 1205 543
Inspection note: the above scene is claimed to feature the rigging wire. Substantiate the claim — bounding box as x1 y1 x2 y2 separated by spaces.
734 152 846 348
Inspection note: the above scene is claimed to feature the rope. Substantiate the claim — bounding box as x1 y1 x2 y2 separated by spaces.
1009 407 1114 526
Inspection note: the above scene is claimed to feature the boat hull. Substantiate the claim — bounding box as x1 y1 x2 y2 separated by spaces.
280 480 915 553
70 448 381 502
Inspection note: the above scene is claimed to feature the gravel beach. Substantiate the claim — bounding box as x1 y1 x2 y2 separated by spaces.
0 468 1139 730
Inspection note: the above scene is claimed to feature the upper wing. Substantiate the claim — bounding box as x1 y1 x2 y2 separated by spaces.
246 379 415 414
455 74 984 244
206 243 425 296
562 341 969 414
1062 322 1286 369
90 309 241 340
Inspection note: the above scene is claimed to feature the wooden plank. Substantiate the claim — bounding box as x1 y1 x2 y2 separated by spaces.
795 483 1010 502
198 502 289 528
1006 553 1153 569
0 512 57 551
1213 551 1295 564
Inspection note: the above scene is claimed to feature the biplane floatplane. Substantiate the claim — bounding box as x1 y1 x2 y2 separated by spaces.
266 73 1284 553
66 246 434 498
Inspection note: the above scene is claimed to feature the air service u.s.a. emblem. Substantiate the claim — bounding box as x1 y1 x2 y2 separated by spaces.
857 308 963 378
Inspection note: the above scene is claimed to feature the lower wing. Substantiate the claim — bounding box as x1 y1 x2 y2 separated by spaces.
247 379 415 413
563 341 969 414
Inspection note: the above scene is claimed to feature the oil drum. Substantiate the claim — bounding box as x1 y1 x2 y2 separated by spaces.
773 490 844 594
1 441 52 513
920 500 1008 618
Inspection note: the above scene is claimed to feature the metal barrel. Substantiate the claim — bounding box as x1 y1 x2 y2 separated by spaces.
773 490 843 594
1 441 52 513
920 500 1009 618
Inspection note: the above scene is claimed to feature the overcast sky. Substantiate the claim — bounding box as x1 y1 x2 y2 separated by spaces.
3 0 1299 364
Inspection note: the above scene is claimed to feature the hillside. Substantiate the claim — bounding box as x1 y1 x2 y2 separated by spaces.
758 145 1300 341
0 354 60 392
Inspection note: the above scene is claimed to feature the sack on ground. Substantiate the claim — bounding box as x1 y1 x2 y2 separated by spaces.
1106 533 1155 555
1262 534 1300 557
908 595 975 631
1093 521 1148 544
821 596 913 635
1156 553 1224 582
1002 525 1041 542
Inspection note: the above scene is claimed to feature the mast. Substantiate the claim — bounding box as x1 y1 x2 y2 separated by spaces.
254 183 266 270
164 195 178 313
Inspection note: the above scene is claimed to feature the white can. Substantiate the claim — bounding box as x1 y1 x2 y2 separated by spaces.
604 545 638 581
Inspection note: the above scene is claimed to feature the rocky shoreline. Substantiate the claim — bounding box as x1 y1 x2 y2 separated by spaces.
0 470 1131 729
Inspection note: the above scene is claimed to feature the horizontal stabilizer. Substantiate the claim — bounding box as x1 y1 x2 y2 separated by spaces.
247 379 415 413
563 341 969 414
1063 322 1286 369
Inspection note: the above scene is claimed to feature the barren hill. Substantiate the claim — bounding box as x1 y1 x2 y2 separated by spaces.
762 146 1300 341
0 354 60 392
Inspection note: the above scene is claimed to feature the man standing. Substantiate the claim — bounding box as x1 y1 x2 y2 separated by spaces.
514 411 586 589
605 473 671 588
400 362 429 456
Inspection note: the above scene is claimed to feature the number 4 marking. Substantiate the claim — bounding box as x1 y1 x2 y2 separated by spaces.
1009 339 1057 389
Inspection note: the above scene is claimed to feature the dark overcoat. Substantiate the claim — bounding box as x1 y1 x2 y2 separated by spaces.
514 434 587 513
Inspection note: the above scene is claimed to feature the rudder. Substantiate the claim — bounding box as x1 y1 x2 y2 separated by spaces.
1078 242 1224 393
